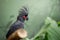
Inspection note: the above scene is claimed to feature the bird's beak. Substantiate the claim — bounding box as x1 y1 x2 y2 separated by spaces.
26 17 28 21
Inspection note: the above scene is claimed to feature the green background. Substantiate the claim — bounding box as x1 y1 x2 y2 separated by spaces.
0 0 60 40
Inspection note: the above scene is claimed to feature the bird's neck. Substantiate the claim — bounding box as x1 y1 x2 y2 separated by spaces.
17 17 25 23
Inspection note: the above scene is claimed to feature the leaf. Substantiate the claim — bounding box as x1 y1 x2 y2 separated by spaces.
44 17 60 40
31 17 60 40
57 21 60 26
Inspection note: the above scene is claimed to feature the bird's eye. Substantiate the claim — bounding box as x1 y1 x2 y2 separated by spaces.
25 15 27 17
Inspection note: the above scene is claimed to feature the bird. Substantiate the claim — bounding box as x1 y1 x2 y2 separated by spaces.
6 7 29 40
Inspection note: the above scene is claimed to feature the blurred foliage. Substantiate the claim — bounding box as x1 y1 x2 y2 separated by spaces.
57 21 60 26
28 17 60 40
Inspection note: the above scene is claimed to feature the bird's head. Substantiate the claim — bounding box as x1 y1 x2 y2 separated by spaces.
17 7 28 21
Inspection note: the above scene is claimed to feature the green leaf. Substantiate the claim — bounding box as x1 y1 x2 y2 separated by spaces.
31 17 60 40
57 21 60 26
